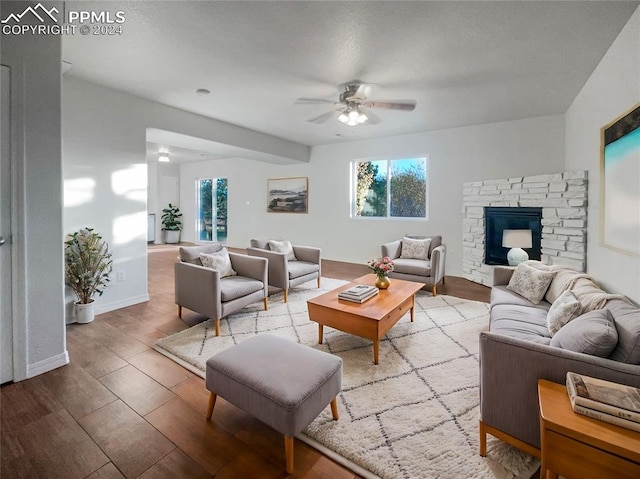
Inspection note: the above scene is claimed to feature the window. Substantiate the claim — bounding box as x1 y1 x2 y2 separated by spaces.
196 178 228 242
352 157 428 218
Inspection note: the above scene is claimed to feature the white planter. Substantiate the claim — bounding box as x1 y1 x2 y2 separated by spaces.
75 301 95 324
163 230 181 244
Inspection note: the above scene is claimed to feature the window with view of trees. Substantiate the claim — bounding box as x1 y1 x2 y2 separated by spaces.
353 158 428 218
196 178 228 242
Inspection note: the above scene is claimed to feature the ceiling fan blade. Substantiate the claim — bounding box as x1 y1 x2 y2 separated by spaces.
295 97 338 105
306 111 336 124
360 108 381 125
362 100 417 111
352 83 372 100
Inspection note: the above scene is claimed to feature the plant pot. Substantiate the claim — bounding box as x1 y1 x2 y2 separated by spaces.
163 230 181 244
75 301 95 324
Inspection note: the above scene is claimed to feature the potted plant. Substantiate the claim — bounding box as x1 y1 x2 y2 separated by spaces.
64 227 113 323
161 203 182 244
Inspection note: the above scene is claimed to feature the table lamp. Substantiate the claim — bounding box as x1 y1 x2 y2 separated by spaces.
502 229 532 266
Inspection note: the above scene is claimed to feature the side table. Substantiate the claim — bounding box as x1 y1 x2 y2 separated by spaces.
538 379 640 479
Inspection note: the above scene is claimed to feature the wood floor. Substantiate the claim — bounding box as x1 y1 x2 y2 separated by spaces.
1 244 492 479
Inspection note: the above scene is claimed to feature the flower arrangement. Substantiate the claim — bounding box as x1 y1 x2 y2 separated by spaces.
367 256 395 278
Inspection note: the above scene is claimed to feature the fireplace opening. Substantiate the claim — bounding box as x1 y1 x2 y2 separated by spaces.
484 207 542 265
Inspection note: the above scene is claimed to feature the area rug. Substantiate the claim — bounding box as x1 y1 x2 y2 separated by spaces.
155 278 539 479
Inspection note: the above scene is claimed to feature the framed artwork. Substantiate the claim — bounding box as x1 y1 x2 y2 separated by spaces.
600 102 640 256
267 177 308 213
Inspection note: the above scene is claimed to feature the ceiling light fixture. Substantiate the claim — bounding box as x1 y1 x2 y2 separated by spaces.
337 104 368 126
196 88 210 96
158 148 170 162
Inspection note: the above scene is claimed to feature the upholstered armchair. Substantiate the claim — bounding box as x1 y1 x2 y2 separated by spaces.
247 239 321 302
174 244 268 336
381 235 446 295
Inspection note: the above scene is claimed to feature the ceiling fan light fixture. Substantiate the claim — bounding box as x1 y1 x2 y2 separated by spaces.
338 106 368 126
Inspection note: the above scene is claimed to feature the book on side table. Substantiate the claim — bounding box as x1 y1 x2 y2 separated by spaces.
338 284 378 303
566 372 640 432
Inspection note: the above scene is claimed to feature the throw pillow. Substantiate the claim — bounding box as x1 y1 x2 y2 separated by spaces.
547 290 583 336
507 263 556 304
268 240 297 261
400 237 432 260
545 269 580 304
550 309 618 357
200 249 237 278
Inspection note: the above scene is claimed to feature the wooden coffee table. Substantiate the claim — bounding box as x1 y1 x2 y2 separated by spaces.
307 274 424 365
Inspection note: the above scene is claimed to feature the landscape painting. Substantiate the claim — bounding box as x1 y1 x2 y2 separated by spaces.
601 102 640 256
267 177 308 213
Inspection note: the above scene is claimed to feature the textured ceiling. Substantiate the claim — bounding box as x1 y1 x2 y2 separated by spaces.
63 1 639 152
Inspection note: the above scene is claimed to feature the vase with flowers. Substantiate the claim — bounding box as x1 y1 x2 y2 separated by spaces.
367 256 395 289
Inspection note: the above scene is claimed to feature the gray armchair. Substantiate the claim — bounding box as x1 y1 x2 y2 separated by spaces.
247 239 321 302
381 235 446 295
175 244 268 336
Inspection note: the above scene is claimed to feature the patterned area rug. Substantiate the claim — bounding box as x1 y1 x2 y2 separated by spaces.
155 278 539 479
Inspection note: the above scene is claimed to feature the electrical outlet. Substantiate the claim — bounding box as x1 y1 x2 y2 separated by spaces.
116 271 125 282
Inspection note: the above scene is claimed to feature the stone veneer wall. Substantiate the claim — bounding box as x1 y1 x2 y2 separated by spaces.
462 171 588 286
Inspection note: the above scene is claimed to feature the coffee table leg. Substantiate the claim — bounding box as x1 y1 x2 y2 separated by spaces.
373 340 379 365
410 295 415 322
318 324 323 344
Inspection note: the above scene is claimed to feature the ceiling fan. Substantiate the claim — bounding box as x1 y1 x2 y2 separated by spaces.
295 80 417 126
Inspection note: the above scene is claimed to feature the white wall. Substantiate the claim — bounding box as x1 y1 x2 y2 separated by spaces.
180 114 566 276
63 77 309 320
565 6 640 303
2 1 67 379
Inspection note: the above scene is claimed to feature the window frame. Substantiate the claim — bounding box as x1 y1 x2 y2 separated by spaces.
350 156 429 220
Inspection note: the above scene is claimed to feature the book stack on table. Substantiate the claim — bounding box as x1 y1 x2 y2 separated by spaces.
566 372 640 432
338 284 379 303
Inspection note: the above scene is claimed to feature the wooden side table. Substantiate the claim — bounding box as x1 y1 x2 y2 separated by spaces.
538 379 640 479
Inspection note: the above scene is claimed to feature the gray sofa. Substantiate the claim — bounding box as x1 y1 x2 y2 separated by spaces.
479 265 640 458
381 235 446 295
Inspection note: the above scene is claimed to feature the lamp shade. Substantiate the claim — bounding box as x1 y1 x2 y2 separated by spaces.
502 229 532 248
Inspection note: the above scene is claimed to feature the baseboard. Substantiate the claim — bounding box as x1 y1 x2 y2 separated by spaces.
94 294 150 315
27 350 69 378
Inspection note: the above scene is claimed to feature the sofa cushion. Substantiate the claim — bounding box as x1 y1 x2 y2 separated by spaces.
490 286 551 311
392 258 431 277
507 263 556 304
547 290 582 336
288 260 319 279
400 237 431 260
606 299 640 365
404 234 441 259
250 239 270 250
179 244 223 265
550 309 618 357
268 240 297 261
200 249 237 278
219 276 264 302
490 305 551 344
545 269 580 303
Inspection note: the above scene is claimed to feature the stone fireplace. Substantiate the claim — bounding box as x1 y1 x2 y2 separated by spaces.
462 171 588 286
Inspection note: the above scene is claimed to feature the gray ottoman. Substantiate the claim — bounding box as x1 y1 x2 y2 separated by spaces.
205 334 343 473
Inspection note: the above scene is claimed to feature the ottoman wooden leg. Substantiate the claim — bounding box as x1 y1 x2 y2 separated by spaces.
284 435 294 473
330 397 339 420
178 305 182 319
479 420 487 456
206 392 217 420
